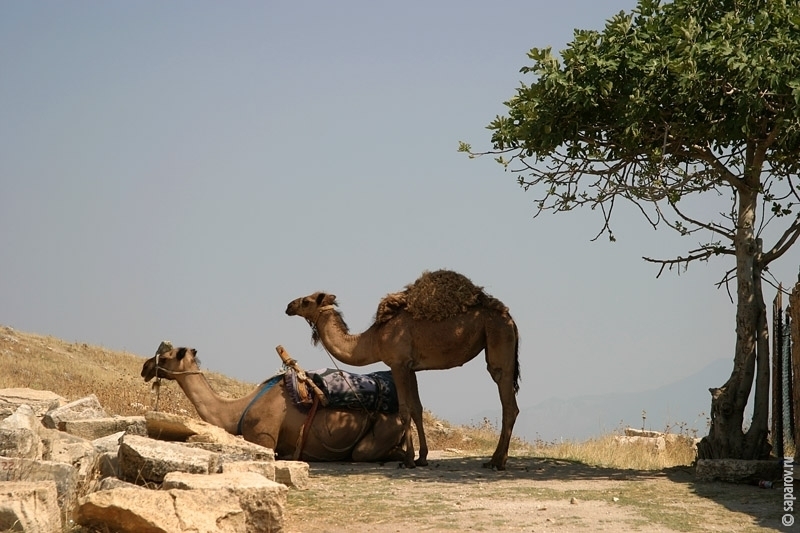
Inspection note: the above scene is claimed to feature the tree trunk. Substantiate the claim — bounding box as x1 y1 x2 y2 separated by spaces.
696 186 772 460
790 282 800 451
771 289 783 457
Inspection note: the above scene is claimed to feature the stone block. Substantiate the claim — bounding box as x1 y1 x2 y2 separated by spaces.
0 481 61 533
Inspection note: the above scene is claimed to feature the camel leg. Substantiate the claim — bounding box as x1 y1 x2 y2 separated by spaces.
487 376 518 470
351 414 406 462
484 344 519 470
390 367 418 468
408 371 428 466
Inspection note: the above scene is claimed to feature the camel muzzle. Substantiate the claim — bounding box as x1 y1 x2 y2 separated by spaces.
141 359 157 382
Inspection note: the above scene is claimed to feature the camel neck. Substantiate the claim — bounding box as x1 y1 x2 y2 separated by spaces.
315 311 379 366
173 373 254 434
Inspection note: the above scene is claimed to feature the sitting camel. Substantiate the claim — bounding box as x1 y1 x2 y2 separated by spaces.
140 346 406 462
286 269 520 470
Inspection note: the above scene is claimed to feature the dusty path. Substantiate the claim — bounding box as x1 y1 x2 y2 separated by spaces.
285 451 785 532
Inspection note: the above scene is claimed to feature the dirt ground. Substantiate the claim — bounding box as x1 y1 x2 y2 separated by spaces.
284 450 788 532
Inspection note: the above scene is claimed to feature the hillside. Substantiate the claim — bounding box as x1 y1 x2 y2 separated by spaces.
0 324 252 418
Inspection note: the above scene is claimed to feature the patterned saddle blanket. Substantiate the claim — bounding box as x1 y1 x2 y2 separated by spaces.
284 368 398 413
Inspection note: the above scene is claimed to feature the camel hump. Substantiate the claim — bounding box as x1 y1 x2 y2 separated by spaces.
375 269 509 323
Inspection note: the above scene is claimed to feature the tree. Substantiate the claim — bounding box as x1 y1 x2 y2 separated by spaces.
461 0 800 460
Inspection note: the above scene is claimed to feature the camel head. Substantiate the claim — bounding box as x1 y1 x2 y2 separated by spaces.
141 347 201 382
286 292 343 346
285 292 338 320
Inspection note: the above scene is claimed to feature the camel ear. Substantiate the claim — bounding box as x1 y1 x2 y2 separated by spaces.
323 293 337 305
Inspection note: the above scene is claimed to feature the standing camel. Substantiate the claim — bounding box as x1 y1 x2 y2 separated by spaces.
140 346 406 462
285 269 520 470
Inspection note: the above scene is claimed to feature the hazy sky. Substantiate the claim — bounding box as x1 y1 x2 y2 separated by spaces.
2 1 797 434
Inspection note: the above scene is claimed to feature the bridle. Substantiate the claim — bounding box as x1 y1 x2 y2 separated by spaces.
156 366 203 376
312 304 337 325
305 303 337 341
151 348 202 411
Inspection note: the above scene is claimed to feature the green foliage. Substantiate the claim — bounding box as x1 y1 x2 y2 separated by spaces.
495 0 800 158
468 0 800 273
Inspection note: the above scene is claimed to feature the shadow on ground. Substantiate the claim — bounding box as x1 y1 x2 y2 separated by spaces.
664 463 794 533
306 453 791 531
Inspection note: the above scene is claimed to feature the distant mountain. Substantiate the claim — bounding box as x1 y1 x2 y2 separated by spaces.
472 358 733 442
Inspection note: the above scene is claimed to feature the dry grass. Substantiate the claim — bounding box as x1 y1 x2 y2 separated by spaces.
526 434 698 471
421 412 697 471
0 325 251 418
0 324 697 471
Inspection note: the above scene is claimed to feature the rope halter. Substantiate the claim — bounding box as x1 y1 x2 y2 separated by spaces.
151 341 203 410
313 304 337 324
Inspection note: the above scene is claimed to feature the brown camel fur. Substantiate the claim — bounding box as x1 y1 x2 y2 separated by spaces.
285 269 520 470
140 347 406 462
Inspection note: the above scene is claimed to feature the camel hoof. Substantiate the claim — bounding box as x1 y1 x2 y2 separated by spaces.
482 461 506 471
414 458 429 467
397 461 416 469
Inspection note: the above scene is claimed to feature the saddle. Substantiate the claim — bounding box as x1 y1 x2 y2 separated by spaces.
284 367 399 413
276 345 398 413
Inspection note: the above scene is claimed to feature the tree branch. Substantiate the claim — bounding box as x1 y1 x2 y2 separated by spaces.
691 144 745 192
642 245 735 278
704 267 738 304
667 199 735 241
761 216 800 266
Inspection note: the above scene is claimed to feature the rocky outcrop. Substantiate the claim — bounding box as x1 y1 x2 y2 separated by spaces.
42 394 108 431
63 415 147 440
118 434 222 484
0 388 298 533
695 458 784 483
0 388 64 419
75 486 249 533
0 481 61 533
613 427 700 454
